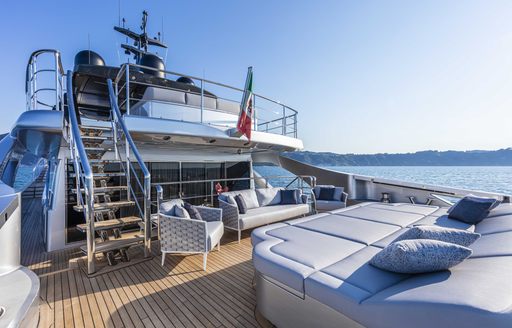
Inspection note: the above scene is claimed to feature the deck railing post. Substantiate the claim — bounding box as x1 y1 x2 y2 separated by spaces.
210 181 214 205
282 105 286 135
253 96 257 131
125 65 130 115
156 185 163 240
200 79 204 123
54 53 59 110
125 135 131 201
144 174 151 257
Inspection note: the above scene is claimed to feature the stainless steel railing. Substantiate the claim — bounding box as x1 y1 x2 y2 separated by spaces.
153 175 316 206
65 71 97 274
114 63 298 138
107 79 152 257
26 49 65 111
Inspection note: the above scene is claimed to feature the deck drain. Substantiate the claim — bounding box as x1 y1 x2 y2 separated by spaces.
0 306 4 319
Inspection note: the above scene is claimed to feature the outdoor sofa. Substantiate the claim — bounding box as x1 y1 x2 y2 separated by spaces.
219 187 310 242
252 202 512 328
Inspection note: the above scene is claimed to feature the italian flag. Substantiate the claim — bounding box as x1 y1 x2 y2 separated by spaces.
237 67 254 140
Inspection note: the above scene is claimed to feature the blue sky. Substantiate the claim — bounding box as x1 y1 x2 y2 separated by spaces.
3 0 512 154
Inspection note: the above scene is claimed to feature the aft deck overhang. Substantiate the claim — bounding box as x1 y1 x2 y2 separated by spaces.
124 115 304 152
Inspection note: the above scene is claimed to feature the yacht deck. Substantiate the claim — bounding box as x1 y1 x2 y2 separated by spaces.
21 198 262 328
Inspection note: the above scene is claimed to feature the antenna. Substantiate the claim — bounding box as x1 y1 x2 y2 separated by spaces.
88 33 91 64
114 11 167 63
161 16 164 43
118 0 121 26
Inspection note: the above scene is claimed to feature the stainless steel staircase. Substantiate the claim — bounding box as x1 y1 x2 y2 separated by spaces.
66 71 151 274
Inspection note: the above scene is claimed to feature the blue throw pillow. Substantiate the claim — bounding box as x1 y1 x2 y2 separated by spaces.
393 226 480 247
370 239 472 274
318 187 336 201
448 196 498 224
184 202 202 220
280 189 299 205
235 194 248 214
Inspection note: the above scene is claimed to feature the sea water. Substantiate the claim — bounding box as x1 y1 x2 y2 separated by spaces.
255 166 512 195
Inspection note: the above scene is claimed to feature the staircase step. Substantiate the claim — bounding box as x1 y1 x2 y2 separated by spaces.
72 186 128 194
84 146 111 152
76 216 142 232
81 135 110 141
73 200 135 212
69 172 125 179
89 159 122 165
80 236 144 254
80 125 112 132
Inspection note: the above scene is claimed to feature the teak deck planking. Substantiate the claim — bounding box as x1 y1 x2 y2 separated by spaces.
21 197 262 328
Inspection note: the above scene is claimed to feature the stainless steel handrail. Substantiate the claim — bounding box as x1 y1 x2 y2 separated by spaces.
153 175 316 207
114 63 298 138
66 70 96 274
107 79 152 257
152 175 316 187
115 63 298 114
26 49 65 111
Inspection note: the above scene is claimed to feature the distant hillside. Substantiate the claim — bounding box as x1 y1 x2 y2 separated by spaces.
283 149 512 166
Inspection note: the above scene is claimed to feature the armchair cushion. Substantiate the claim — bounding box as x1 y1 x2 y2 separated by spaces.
160 199 185 216
235 195 248 214
184 202 202 220
316 200 347 211
206 221 224 250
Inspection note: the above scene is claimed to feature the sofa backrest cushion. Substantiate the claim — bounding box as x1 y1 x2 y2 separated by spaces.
255 187 283 207
160 199 185 216
313 185 344 202
220 189 259 209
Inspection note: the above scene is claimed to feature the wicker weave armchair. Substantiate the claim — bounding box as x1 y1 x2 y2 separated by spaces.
159 204 223 271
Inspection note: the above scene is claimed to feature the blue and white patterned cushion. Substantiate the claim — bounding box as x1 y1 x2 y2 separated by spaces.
393 226 481 247
370 239 472 274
